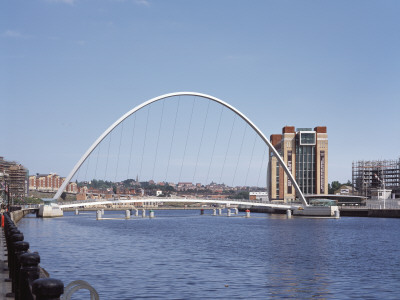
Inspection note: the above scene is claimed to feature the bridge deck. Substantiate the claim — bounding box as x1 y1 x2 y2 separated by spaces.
58 198 300 210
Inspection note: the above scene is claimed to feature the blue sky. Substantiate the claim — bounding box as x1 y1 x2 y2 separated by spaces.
2 0 400 186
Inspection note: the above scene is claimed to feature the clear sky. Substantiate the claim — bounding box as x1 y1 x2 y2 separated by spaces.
2 0 400 186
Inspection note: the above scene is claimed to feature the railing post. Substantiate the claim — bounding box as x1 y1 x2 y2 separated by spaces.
7 232 24 289
12 241 30 298
19 252 41 300
32 278 64 300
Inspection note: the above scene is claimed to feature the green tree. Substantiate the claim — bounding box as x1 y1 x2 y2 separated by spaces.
328 181 342 194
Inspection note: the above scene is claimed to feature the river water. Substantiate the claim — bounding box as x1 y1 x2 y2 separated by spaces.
17 210 400 299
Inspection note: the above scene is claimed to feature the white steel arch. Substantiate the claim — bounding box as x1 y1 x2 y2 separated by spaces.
52 92 308 206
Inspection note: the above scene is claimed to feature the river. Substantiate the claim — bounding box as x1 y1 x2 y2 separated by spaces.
17 210 400 299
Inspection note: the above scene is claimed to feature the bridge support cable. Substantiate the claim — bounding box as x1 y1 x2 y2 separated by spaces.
94 143 101 180
178 97 196 183
126 114 137 179
192 100 210 183
257 147 268 187
52 92 308 206
232 125 247 187
84 155 91 183
104 132 112 181
114 122 124 182
74 161 82 186
244 132 258 187
205 105 224 185
165 97 181 182
139 106 151 180
151 99 166 181
218 115 236 184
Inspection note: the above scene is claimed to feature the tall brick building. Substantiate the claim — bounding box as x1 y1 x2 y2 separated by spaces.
268 126 328 202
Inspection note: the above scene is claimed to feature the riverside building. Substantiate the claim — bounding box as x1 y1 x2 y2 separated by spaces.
268 126 328 202
0 156 29 202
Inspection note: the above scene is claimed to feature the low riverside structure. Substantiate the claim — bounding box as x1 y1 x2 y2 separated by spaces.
10 208 37 223
37 203 63 218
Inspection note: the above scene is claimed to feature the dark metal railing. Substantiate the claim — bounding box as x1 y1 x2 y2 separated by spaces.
2 212 64 299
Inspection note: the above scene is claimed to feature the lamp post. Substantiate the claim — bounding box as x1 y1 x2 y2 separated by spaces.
382 166 386 209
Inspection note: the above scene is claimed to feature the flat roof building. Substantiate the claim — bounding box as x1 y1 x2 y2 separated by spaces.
268 126 328 202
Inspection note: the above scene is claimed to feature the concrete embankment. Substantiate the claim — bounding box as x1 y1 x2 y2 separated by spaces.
240 206 400 218
339 207 400 218
10 209 35 223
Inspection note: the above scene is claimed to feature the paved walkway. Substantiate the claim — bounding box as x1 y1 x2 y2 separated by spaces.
0 226 13 299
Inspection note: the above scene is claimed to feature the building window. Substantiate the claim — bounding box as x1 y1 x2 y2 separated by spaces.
296 145 315 194
276 162 280 197
299 132 316 145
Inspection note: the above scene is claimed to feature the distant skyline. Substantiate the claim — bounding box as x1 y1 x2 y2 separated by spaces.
2 0 400 185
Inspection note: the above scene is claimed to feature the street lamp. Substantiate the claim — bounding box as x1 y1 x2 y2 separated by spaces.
382 166 386 209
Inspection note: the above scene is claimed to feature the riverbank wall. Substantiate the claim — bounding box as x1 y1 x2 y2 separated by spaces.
339 207 400 218
10 209 35 223
239 206 400 218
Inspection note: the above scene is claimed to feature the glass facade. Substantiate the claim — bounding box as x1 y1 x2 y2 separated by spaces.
299 132 316 145
295 145 315 194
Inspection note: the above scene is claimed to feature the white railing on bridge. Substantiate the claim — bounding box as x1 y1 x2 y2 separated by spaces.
57 197 300 210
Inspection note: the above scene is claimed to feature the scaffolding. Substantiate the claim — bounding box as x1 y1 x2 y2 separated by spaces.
352 158 400 198
0 157 29 202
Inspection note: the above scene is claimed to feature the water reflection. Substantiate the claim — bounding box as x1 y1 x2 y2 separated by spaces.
17 210 400 299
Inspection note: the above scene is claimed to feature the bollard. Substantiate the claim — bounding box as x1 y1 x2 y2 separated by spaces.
142 209 146 218
135 209 139 217
227 209 231 217
19 252 41 300
12 241 30 297
125 210 131 219
213 209 216 216
200 209 204 215
32 278 64 300
218 208 222 215
75 209 79 215
6 229 21 255
245 209 250 218
149 210 154 218
234 208 238 215
96 210 102 220
101 209 104 215
334 209 340 219
8 233 24 282
286 209 292 219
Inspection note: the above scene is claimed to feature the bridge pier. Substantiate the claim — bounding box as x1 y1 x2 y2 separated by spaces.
37 204 63 218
